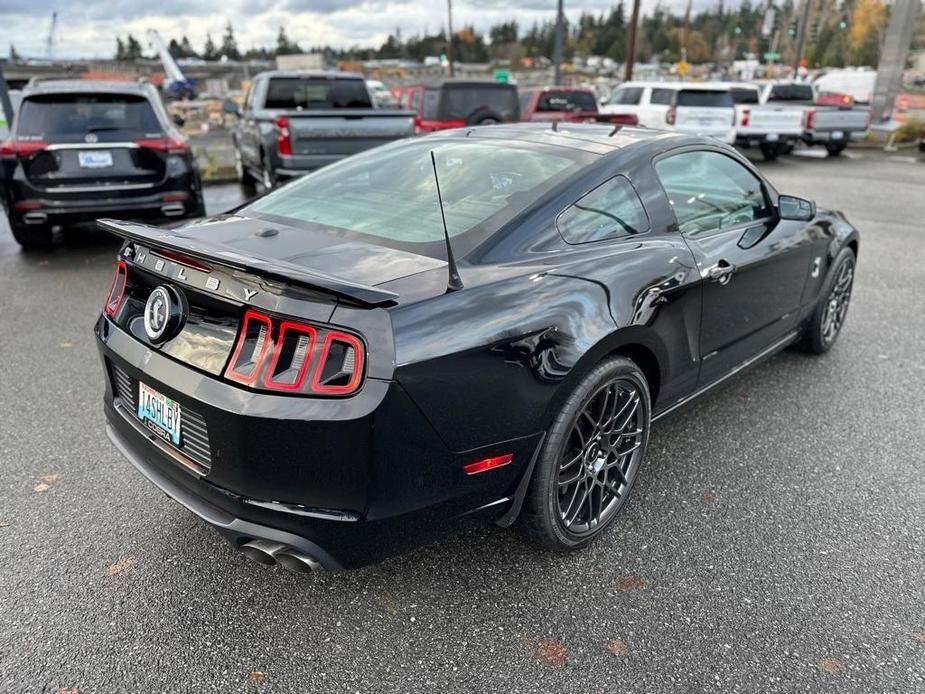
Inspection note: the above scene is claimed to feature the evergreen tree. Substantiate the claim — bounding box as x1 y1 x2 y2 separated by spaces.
276 26 302 55
180 35 197 58
203 33 219 60
221 21 241 60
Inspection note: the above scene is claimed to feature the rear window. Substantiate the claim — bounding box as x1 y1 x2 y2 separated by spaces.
676 90 733 108
650 88 675 105
243 139 590 258
536 90 597 112
15 93 162 140
264 77 372 110
730 88 760 104
442 85 518 121
768 84 814 101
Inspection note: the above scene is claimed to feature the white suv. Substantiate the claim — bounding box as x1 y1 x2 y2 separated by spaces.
601 82 736 144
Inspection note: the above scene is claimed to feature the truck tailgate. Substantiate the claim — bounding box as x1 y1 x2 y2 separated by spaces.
286 111 415 158
811 108 869 132
742 106 804 135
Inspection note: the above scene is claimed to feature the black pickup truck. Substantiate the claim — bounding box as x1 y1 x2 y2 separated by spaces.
232 71 416 190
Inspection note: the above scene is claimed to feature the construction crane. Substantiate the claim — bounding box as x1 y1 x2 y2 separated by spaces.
146 28 197 99
45 12 57 61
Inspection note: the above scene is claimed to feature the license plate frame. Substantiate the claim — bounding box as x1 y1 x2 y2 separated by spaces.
137 382 182 446
831 131 844 140
78 150 114 168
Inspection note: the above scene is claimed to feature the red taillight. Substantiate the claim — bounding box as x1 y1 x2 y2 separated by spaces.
665 106 677 126
275 117 292 156
463 454 513 475
13 199 42 211
0 139 48 159
740 108 750 127
225 310 274 386
310 331 365 395
104 260 128 318
263 321 318 392
804 108 816 130
225 311 365 396
135 136 188 154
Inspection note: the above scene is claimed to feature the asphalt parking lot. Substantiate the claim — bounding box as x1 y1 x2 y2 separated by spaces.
1 150 924 693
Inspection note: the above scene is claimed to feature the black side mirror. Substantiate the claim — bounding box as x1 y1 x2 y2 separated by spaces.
778 194 815 221
172 113 186 127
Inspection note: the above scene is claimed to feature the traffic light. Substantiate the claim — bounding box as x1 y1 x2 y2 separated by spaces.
788 19 799 38
838 17 848 29
810 20 819 41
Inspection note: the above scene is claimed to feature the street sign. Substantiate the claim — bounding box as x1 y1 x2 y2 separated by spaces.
763 51 781 61
493 69 512 83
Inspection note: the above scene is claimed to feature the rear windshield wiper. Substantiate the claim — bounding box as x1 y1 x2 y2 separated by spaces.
86 126 123 133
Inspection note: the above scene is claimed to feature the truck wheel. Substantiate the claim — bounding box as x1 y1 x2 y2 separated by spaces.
760 143 780 161
234 146 258 192
825 142 847 157
10 220 53 251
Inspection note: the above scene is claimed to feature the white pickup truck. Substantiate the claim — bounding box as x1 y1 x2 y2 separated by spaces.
721 82 804 161
759 81 870 156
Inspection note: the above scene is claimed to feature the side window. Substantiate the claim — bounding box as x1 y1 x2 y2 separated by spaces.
519 90 534 113
650 88 674 105
654 150 772 237
556 176 650 244
607 87 642 105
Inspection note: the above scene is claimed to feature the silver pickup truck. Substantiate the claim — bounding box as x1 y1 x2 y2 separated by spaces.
233 71 415 189
759 82 870 156
724 82 805 160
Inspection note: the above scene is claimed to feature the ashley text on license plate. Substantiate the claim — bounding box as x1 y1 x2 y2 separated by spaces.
137 382 182 446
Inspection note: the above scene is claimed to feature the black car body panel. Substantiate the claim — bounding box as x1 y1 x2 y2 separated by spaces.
0 80 204 240
95 124 860 570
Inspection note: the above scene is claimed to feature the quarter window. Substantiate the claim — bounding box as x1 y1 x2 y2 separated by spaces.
655 151 772 237
650 88 674 105
557 176 649 244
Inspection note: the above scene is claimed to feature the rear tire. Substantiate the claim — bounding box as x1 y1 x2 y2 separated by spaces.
760 143 780 161
518 356 651 551
797 247 856 354
10 220 53 251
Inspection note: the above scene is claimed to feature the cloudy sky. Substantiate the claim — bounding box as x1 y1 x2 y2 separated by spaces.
0 0 714 60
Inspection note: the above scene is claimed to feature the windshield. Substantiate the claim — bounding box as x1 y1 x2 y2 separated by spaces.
243 139 588 257
16 93 163 141
264 77 372 109
676 90 733 108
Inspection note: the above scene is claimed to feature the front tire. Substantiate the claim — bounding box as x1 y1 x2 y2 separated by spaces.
518 356 651 551
798 247 856 354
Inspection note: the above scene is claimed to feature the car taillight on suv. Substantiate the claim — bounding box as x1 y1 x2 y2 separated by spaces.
665 106 677 126
0 139 48 159
740 108 750 127
226 310 365 396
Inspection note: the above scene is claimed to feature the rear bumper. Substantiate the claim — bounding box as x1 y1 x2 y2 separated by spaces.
676 126 736 144
735 132 802 146
802 129 865 144
96 315 540 569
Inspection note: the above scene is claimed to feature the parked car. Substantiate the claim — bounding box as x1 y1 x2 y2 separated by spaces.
722 82 804 160
95 123 859 572
759 81 870 156
0 79 204 250
232 71 415 190
600 82 736 144
413 81 520 132
365 79 400 109
519 86 638 126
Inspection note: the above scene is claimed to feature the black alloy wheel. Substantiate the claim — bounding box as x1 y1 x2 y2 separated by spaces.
519 356 651 550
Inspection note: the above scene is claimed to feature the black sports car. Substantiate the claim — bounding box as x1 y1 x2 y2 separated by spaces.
0 80 205 250
95 124 859 572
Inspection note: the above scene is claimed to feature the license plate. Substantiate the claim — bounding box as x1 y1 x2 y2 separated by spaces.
766 133 780 142
78 151 113 168
137 382 182 446
831 131 844 140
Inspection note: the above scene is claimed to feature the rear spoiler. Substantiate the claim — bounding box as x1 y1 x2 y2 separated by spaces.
98 219 399 307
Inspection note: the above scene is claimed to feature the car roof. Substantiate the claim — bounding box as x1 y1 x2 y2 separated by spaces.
425 122 688 155
255 70 365 80
618 81 730 91
23 79 154 97
521 85 595 93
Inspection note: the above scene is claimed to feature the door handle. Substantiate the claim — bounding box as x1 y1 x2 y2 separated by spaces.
704 259 735 285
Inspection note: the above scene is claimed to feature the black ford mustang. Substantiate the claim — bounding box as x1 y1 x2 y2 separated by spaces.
95 124 859 572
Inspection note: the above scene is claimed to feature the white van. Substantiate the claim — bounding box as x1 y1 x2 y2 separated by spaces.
600 82 736 143
813 69 877 104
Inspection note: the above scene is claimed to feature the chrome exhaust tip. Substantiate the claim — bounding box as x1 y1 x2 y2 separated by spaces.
275 550 322 573
24 211 48 225
240 539 287 566
160 202 186 217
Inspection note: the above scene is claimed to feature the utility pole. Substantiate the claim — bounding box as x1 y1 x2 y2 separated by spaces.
871 0 922 122
625 0 641 81
553 0 565 85
446 0 455 78
793 0 812 73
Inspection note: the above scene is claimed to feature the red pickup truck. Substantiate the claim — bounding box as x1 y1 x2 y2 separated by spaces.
519 87 638 126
